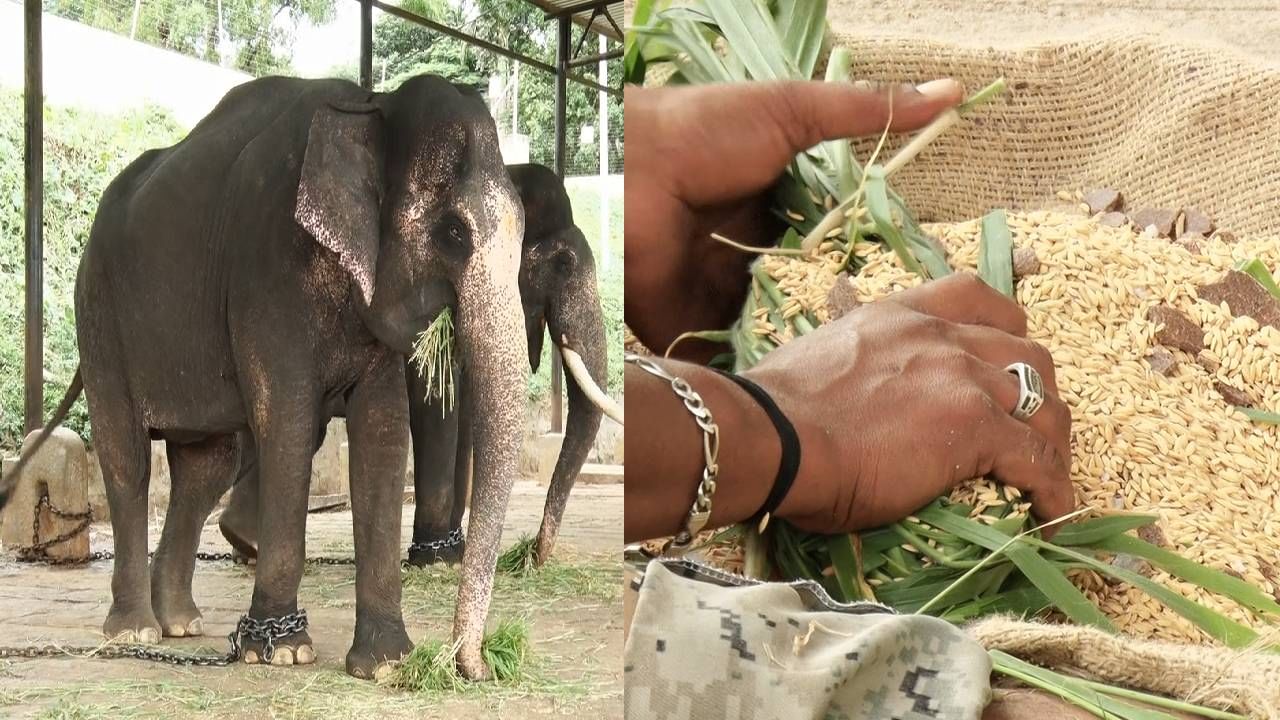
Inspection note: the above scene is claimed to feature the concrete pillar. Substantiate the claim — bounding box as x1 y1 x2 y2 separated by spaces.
0 427 91 561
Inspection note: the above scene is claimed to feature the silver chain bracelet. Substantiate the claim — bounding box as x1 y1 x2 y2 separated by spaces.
625 352 720 556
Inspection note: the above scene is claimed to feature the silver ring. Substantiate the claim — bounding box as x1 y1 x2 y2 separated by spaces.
1004 362 1044 421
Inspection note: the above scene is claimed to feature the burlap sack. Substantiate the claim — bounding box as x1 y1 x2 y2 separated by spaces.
829 32 1280 236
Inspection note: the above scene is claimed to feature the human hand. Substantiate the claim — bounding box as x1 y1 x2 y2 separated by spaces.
623 79 965 361
741 274 1074 534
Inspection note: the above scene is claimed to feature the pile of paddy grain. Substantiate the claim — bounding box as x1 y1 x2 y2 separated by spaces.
760 208 1280 643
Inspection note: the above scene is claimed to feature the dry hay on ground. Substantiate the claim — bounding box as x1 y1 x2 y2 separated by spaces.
759 207 1280 643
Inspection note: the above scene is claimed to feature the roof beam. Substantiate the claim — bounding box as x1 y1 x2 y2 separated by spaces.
366 0 620 97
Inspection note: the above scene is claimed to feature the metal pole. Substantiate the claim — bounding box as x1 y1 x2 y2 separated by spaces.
550 14 570 435
597 33 609 273
359 0 372 90
23 0 43 435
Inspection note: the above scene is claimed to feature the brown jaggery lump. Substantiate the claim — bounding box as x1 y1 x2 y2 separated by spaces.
1129 208 1179 238
1084 188 1123 214
1147 304 1204 353
1197 270 1280 330
1145 348 1178 376
1012 247 1041 277
1213 381 1255 408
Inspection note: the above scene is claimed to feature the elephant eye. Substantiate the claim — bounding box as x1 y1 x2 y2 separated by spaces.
435 214 471 257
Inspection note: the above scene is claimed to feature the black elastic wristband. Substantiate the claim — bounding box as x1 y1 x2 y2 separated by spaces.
714 370 800 524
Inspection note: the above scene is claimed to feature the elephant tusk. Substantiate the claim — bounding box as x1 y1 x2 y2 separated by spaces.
559 342 623 426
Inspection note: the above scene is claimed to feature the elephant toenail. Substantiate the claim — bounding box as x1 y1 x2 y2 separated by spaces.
165 624 186 637
296 645 316 664
244 650 259 664
373 663 394 681
187 618 204 635
139 628 160 644
271 648 294 666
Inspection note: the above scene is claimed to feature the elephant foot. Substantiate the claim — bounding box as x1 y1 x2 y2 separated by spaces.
241 628 316 666
153 594 205 637
103 603 162 645
533 531 557 569
456 640 491 681
406 530 465 568
219 513 259 561
346 616 413 680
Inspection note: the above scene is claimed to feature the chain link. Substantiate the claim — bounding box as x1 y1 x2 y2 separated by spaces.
0 609 308 667
407 527 464 555
625 353 720 555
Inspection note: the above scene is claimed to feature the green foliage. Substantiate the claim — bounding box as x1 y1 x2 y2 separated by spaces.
46 0 336 75
373 0 623 175
0 91 186 452
386 618 531 693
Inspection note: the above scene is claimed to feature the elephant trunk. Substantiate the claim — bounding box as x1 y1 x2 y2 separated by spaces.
451 248 528 681
533 260 612 567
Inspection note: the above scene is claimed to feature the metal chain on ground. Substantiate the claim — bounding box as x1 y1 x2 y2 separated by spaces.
0 609 308 667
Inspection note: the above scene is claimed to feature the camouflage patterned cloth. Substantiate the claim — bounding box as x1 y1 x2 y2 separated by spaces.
624 559 991 719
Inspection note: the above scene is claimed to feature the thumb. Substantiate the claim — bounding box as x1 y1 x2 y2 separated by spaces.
657 79 965 207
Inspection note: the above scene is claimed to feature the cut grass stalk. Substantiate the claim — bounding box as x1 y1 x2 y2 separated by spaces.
387 618 531 693
410 307 455 417
978 209 1015 298
497 535 538 576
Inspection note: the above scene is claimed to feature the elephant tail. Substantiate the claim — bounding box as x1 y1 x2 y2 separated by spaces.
0 368 84 509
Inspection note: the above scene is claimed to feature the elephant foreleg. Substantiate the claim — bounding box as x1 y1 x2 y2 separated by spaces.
241 391 319 667
345 352 414 679
152 434 239 637
406 359 465 567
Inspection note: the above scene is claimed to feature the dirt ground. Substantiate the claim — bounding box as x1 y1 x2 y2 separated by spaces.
827 0 1280 63
0 481 623 720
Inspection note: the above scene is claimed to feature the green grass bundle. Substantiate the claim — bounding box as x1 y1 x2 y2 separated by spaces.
410 307 455 415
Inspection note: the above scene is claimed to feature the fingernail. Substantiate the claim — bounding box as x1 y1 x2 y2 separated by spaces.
914 78 962 100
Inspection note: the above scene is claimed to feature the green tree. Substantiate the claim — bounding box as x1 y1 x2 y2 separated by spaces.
45 0 336 75
371 0 621 174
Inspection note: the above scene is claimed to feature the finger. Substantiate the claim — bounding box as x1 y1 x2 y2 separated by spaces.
967 354 1071 466
979 404 1076 535
651 79 964 207
950 323 1058 394
891 273 1028 336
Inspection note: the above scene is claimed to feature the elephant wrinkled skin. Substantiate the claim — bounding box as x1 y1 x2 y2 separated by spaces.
0 74 529 680
218 163 613 570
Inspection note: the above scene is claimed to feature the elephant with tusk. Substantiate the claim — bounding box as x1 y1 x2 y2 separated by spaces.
0 74 530 680
217 163 621 572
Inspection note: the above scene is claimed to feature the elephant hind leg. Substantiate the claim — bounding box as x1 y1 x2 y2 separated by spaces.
152 434 239 637
218 432 261 562
84 375 160 644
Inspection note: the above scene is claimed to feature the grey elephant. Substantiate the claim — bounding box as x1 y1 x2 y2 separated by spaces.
0 74 527 680
216 163 619 569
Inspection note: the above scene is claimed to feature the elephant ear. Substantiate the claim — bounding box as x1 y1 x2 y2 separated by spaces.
296 100 384 305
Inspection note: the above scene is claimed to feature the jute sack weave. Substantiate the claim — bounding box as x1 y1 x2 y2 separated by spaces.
969 617 1280 719
831 32 1280 236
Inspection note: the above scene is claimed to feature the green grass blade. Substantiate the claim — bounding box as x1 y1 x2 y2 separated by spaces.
774 0 827 79
991 650 1180 720
1092 534 1280 617
1024 537 1259 647
917 507 1116 632
979 209 1014 298
826 533 860 602
1236 406 1280 424
1050 514 1157 547
668 18 736 83
822 47 859 198
622 0 657 83
702 0 798 80
1235 258 1280 300
864 165 927 278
